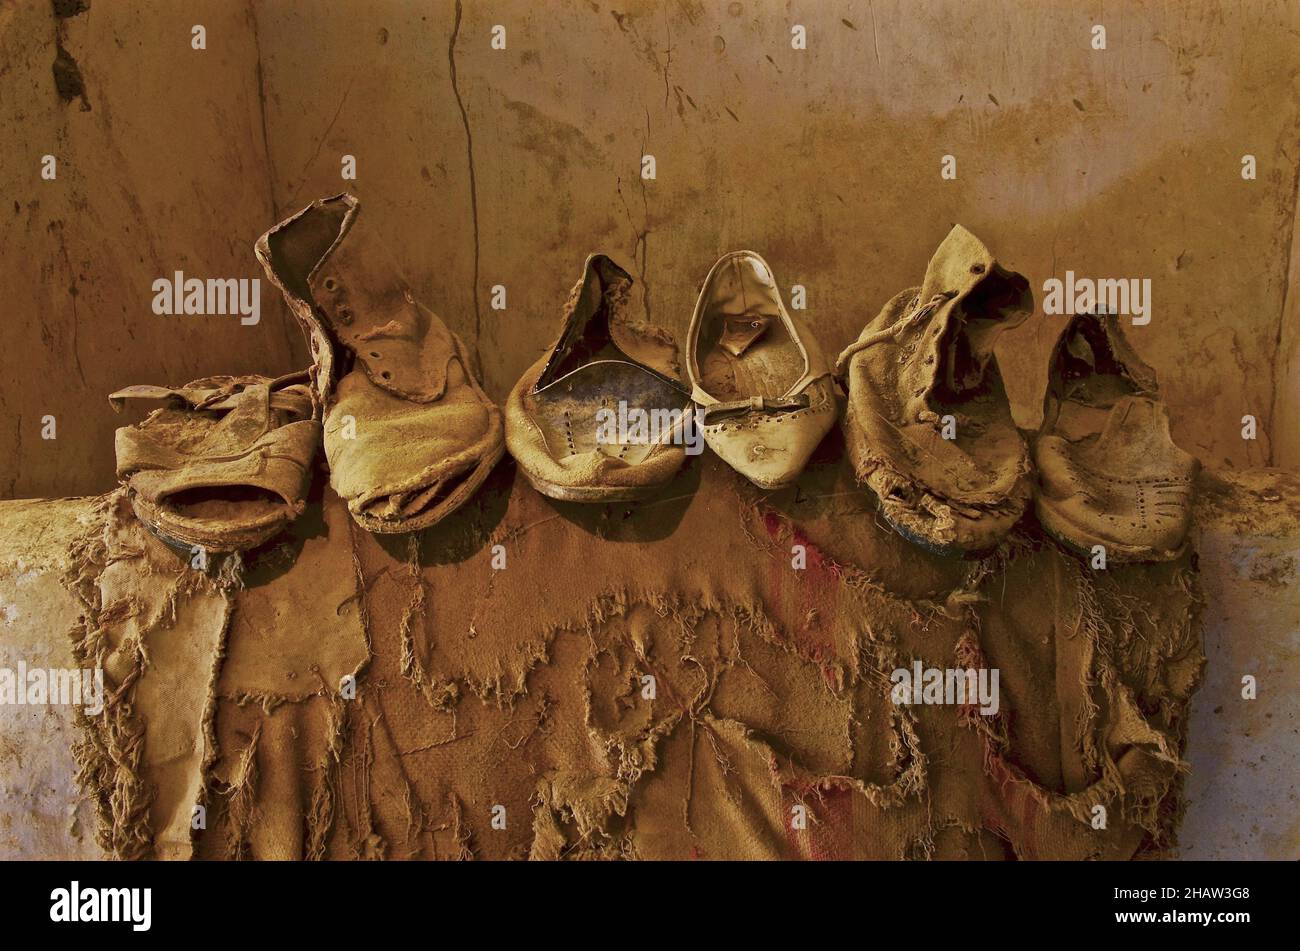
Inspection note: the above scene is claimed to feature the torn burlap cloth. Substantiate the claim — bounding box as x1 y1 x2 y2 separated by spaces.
64 439 1204 860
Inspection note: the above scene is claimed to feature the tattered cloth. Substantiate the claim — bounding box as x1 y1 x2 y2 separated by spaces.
62 445 1204 860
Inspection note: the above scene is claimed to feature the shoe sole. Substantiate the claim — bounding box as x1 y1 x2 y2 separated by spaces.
352 438 507 534
1035 498 1187 564
518 468 673 503
129 494 293 554
874 501 995 559
860 467 1019 559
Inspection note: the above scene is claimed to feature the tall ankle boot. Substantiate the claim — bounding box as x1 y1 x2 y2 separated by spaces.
256 193 504 533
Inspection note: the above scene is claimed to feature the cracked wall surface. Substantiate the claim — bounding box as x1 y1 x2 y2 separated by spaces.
0 0 304 498
2 0 1299 499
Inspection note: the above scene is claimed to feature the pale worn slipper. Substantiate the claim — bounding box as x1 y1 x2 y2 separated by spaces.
110 372 320 552
506 254 692 502
687 250 836 490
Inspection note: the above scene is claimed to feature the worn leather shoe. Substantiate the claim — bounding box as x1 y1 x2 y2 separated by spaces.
687 251 836 490
257 193 504 533
835 225 1033 555
110 372 320 552
1034 313 1198 561
506 254 691 502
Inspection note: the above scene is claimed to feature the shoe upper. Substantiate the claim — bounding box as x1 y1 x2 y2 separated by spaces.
256 194 503 531
687 250 836 489
1034 313 1198 559
835 225 1033 553
110 373 320 549
506 254 691 496
257 194 461 408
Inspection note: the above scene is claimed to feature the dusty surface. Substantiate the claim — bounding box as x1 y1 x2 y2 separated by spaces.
0 0 301 498
0 498 107 859
3 463 1295 860
1181 468 1300 859
2 0 1299 499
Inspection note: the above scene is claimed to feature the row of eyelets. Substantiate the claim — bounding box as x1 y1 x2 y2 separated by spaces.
321 275 354 325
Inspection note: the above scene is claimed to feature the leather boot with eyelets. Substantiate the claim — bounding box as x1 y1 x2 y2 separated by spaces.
256 193 504 533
